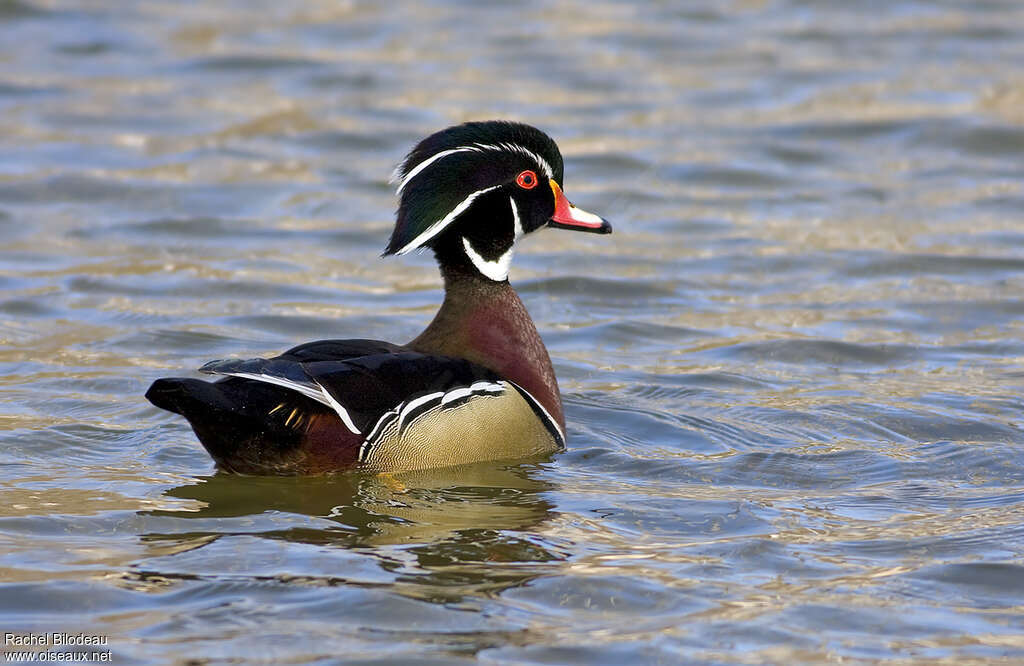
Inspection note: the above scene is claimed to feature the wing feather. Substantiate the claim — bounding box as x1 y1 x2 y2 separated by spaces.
199 347 509 443
200 358 363 434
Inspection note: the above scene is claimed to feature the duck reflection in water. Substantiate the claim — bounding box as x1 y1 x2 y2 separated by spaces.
136 461 563 602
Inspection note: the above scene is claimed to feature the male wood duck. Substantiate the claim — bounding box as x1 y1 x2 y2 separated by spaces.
146 121 611 474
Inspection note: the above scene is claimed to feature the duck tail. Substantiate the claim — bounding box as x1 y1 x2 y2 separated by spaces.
146 377 230 417
146 377 273 470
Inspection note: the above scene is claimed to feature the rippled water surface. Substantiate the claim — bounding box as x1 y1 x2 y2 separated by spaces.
2 1 1024 663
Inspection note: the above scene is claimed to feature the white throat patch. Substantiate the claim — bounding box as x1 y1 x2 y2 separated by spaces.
461 197 524 282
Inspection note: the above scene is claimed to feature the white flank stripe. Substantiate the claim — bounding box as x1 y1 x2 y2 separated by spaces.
360 405 401 461
365 406 399 443
439 387 473 405
359 380 517 462
460 197 524 282
396 391 446 432
440 380 506 405
395 185 500 255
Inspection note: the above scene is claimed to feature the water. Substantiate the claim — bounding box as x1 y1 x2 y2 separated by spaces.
2 0 1024 662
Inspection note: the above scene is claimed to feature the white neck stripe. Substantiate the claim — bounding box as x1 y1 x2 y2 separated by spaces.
394 185 501 255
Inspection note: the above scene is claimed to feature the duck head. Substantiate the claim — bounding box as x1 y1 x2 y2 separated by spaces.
384 121 611 281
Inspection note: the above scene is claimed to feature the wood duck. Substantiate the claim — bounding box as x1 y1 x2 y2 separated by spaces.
146 120 611 474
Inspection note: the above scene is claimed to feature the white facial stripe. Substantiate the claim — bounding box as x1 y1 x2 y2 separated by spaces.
460 196 524 282
394 147 480 194
393 142 553 196
473 142 554 179
395 185 501 255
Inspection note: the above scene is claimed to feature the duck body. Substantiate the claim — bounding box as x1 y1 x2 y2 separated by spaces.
147 272 563 474
146 121 610 474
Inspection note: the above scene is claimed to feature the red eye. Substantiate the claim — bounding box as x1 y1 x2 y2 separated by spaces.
516 170 538 189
